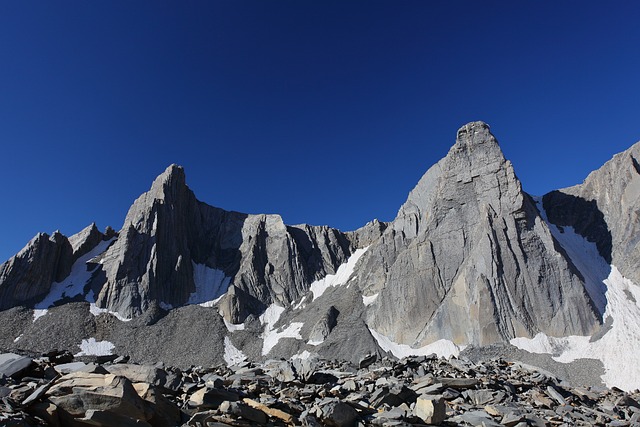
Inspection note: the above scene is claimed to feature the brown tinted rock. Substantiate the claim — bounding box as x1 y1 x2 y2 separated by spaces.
47 373 148 421
414 395 446 425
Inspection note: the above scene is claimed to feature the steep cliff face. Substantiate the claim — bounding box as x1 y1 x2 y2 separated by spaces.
543 141 640 285
359 122 601 347
87 165 359 319
0 223 114 311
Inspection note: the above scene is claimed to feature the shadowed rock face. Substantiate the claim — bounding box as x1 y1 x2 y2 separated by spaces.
90 164 360 319
359 122 600 346
0 223 112 311
543 142 640 285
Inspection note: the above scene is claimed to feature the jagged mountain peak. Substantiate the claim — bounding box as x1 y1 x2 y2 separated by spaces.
122 164 193 232
150 163 186 195
453 120 495 148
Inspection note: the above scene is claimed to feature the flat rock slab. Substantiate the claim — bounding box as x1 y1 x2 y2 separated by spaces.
0 353 32 377
54 361 88 375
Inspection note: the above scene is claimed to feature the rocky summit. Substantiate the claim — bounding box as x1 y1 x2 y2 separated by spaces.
2 121 640 424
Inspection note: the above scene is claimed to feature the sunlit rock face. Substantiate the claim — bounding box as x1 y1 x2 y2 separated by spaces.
360 121 600 347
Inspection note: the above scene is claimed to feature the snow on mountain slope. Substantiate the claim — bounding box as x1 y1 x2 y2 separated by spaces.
309 247 368 301
510 200 640 391
35 238 114 309
369 328 462 359
259 303 303 355
188 262 231 307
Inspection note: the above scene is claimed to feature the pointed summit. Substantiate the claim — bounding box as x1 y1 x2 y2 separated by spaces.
455 121 493 143
123 164 192 231
357 122 600 348
147 164 187 202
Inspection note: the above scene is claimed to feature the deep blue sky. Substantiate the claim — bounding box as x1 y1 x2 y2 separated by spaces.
1 1 639 262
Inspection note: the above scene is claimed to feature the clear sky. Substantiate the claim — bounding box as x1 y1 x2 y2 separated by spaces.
1 1 639 263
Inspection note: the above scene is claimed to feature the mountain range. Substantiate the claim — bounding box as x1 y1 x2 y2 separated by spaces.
2 121 639 391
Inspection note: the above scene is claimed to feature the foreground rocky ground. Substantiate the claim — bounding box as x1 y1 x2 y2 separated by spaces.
1 350 639 427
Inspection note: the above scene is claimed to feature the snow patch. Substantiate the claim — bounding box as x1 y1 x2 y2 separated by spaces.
14 334 23 343
307 339 323 346
74 338 115 357
36 238 114 309
511 265 640 391
259 303 303 355
369 328 461 359
259 303 286 327
362 293 379 306
309 247 369 301
189 262 231 307
293 295 307 310
511 199 640 390
292 350 313 360
535 198 608 313
32 309 48 322
89 303 132 322
223 336 247 366
224 319 245 332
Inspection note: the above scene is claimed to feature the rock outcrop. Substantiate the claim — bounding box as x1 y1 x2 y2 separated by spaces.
359 122 601 346
0 223 113 311
92 164 359 319
543 140 640 284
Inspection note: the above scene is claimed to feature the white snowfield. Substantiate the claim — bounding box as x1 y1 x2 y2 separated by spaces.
223 336 247 366
362 293 379 306
74 338 115 357
88 302 131 322
510 199 640 391
189 262 231 307
292 350 313 360
223 319 245 332
33 238 132 322
32 309 48 322
259 303 303 356
369 328 462 359
309 247 369 301
36 238 114 309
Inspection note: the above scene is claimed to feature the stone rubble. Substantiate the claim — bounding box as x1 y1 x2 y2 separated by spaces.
1 350 639 426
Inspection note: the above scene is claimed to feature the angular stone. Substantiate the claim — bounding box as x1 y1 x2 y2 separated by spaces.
53 362 88 375
321 400 359 427
25 401 60 427
243 397 293 424
546 385 566 405
80 409 152 427
450 410 503 427
267 360 297 383
47 373 148 421
0 354 33 378
501 411 526 427
465 389 495 405
358 354 377 369
187 387 239 409
436 377 479 389
414 395 446 425
220 400 267 424
133 382 181 427
104 364 167 387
